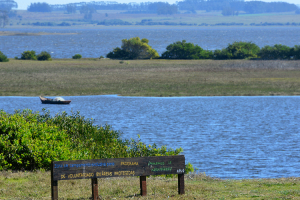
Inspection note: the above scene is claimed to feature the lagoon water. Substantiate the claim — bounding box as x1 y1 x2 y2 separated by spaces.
1 27 300 58
1 95 300 179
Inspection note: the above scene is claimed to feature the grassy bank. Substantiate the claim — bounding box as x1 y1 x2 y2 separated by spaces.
1 170 300 199
1 59 300 96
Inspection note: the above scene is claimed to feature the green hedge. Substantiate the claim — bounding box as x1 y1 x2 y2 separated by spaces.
0 109 185 171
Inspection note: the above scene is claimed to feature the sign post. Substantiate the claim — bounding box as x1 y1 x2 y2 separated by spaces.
51 155 185 199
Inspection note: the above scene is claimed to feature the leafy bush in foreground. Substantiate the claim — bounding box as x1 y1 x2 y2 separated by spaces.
37 51 52 61
0 109 185 171
21 50 37 60
0 51 9 62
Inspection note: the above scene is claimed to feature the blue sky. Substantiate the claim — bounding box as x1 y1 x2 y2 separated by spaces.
15 0 300 10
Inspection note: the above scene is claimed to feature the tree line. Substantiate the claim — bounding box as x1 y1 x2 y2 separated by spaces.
106 38 300 60
1 39 300 62
27 0 299 15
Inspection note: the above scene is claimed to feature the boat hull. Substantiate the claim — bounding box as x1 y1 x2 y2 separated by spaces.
39 96 71 104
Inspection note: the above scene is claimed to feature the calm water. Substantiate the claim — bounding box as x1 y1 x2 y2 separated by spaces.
1 27 300 58
1 95 300 179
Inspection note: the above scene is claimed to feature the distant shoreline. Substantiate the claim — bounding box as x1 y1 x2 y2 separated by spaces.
0 31 79 36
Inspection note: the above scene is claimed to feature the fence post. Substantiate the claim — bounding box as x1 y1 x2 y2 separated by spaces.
91 178 98 200
51 162 58 200
178 174 185 194
140 176 147 196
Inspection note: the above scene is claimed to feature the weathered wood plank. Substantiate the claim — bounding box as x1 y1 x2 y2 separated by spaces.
52 155 185 181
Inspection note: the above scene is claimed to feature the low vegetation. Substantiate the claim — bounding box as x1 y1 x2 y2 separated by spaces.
0 109 184 171
107 37 159 60
0 51 9 62
1 170 300 199
72 54 82 59
1 59 300 97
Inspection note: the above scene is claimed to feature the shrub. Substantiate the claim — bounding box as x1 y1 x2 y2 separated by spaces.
259 44 292 60
225 41 260 59
0 109 184 170
107 37 159 60
0 51 9 62
161 40 212 59
21 50 37 60
72 54 82 59
37 51 52 61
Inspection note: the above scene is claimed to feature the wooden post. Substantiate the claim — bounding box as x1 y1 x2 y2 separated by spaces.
178 174 185 195
140 176 147 196
51 162 58 200
91 178 98 200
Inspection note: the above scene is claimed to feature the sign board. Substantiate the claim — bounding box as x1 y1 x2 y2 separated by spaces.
51 155 185 199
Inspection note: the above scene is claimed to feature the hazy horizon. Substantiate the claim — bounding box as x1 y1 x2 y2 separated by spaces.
14 0 300 10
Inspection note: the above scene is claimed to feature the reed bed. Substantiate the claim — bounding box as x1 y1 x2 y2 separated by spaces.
1 59 300 96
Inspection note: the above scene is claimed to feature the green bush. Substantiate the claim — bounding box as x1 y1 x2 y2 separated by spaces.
37 51 52 61
0 109 184 171
161 40 212 59
107 37 159 60
225 41 260 59
21 50 37 60
72 54 82 59
0 51 9 62
259 44 292 60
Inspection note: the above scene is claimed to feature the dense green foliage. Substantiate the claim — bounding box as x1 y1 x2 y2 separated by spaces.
72 54 82 59
21 50 37 60
37 51 52 61
216 41 260 60
0 51 9 62
0 109 184 171
107 37 159 60
161 40 213 59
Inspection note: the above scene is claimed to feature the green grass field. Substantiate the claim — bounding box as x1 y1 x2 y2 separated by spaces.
1 59 300 97
1 170 300 199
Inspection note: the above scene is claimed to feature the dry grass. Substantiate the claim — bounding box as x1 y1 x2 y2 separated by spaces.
1 170 300 199
1 59 300 97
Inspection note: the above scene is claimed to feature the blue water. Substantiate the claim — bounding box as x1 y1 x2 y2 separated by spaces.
1 27 300 58
1 95 300 179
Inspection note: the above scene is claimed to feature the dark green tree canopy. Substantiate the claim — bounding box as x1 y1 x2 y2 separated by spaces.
107 37 159 60
225 41 260 59
161 40 213 59
0 0 17 11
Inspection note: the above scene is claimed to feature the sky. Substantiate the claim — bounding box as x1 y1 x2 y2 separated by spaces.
15 0 300 10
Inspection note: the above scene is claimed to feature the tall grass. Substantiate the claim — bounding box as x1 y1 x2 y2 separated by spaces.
1 59 300 96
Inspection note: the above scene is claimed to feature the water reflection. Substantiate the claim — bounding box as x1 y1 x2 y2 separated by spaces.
1 95 300 179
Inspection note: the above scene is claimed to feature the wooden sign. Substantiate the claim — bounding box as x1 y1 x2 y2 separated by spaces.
51 155 185 199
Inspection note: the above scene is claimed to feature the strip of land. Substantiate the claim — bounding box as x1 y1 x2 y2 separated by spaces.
0 31 78 36
1 171 299 199
1 59 300 96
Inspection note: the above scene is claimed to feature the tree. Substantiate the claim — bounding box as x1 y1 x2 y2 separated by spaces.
107 37 159 60
259 44 292 60
27 3 52 12
80 5 96 20
161 40 212 59
225 41 260 59
0 51 9 62
0 0 18 12
0 10 8 27
66 4 76 14
0 0 17 27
